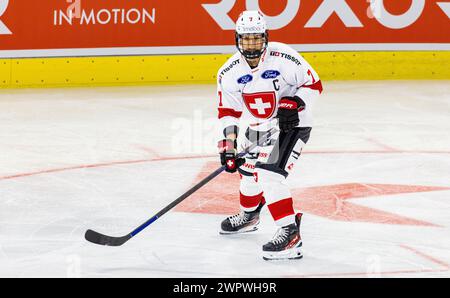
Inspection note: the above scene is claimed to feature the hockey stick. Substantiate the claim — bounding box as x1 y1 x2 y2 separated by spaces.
85 127 277 246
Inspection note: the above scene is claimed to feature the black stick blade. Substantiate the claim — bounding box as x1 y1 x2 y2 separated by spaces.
85 229 131 246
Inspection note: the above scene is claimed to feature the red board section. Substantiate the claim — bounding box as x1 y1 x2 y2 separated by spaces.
0 0 448 52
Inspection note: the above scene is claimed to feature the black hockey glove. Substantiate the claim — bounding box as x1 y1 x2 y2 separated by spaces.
276 96 305 132
217 139 245 173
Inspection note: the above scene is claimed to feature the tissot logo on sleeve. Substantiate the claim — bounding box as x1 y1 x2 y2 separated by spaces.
0 0 11 35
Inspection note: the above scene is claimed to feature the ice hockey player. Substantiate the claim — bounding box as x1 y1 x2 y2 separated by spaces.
216 11 323 260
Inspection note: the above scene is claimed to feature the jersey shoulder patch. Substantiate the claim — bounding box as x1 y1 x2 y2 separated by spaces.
267 42 302 66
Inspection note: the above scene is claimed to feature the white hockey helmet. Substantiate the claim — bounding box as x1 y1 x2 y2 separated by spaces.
235 11 269 59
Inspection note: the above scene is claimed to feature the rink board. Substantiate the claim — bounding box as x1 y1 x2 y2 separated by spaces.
0 51 449 88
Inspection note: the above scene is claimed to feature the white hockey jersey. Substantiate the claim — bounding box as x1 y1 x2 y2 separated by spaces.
217 42 323 134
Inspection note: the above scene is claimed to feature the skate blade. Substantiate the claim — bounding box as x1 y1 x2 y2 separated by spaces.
219 226 258 235
262 246 303 261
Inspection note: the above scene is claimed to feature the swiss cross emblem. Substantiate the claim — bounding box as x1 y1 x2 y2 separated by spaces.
243 92 276 119
226 160 235 169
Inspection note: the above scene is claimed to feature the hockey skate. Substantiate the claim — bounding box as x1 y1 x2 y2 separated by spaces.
262 213 303 261
220 201 265 235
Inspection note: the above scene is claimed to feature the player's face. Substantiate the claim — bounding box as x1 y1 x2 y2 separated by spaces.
239 33 265 53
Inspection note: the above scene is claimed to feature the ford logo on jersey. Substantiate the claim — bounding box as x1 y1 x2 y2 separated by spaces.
261 70 281 79
237 74 253 84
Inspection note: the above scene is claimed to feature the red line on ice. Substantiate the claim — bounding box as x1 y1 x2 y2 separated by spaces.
399 244 449 270
1 149 450 181
284 267 449 278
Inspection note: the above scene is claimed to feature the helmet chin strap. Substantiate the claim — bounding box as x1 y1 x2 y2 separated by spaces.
245 55 262 69
241 49 263 60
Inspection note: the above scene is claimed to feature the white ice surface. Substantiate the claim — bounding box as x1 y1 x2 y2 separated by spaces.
0 81 449 277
